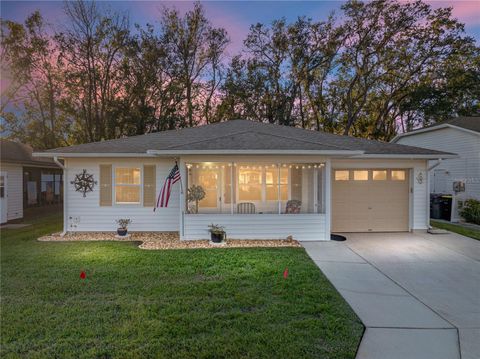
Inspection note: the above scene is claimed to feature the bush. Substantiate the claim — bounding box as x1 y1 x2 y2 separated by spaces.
460 199 480 225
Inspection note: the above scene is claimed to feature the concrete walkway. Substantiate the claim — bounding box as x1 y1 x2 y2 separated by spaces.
302 232 480 359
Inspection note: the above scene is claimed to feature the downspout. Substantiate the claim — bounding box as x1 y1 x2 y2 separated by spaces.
54 156 68 236
426 159 443 229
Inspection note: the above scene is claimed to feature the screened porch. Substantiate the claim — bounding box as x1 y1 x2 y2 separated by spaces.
185 162 326 215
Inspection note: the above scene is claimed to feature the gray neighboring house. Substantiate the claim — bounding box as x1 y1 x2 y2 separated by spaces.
0 139 62 223
34 119 454 240
392 117 480 222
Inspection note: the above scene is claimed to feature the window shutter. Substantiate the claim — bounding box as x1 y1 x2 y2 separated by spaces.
143 165 156 207
99 164 112 206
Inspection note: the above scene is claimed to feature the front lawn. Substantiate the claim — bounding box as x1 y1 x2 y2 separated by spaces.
1 214 363 359
431 220 480 241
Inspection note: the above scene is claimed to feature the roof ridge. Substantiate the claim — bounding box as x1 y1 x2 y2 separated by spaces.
254 130 352 150
162 129 253 149
249 120 397 147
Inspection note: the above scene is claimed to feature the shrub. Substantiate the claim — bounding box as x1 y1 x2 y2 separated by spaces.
460 199 480 225
116 218 132 229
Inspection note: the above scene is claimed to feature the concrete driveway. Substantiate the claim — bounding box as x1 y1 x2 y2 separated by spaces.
302 232 480 359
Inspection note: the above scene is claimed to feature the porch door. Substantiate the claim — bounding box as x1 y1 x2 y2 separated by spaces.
0 172 7 224
196 168 221 213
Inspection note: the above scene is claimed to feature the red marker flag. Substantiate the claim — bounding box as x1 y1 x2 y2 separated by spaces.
80 271 86 279
283 267 289 279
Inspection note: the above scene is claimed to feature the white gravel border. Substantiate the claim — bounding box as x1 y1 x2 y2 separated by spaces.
38 232 301 250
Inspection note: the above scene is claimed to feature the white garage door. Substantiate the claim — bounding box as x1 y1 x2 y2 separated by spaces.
332 169 409 232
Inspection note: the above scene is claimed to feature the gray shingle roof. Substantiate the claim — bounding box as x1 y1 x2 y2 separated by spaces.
1 139 59 167
445 117 480 133
41 119 453 157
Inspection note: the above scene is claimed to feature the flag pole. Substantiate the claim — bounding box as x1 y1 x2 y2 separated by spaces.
175 158 184 194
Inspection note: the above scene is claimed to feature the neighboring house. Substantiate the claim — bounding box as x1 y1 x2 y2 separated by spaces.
391 117 480 222
34 120 454 240
0 139 62 223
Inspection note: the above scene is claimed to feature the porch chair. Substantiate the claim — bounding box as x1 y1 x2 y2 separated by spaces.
237 202 256 214
285 200 302 214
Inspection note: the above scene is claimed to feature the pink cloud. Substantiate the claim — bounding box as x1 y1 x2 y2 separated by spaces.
427 1 480 26
131 1 248 56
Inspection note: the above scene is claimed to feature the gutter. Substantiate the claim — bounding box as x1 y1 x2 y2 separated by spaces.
54 156 68 236
426 159 443 230
33 152 155 158
146 149 365 156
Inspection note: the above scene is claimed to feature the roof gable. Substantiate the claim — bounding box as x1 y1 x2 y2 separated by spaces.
392 117 480 142
1 139 58 167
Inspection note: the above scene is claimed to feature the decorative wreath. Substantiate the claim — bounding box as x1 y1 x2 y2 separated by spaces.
71 169 97 197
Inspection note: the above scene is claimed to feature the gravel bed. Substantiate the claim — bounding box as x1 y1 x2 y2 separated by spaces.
38 232 301 250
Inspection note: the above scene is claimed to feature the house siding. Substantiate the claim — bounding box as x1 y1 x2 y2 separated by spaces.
65 158 179 232
183 214 327 241
1 163 23 221
64 156 429 236
396 128 480 221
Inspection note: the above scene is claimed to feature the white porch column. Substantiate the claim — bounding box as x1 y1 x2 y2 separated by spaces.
325 159 332 239
179 158 187 239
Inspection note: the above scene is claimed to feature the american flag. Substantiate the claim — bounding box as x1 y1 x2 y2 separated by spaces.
155 163 181 210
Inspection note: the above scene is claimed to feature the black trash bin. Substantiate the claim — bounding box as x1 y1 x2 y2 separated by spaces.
440 195 452 221
430 194 442 219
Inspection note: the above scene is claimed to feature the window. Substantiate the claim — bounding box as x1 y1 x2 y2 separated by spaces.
391 170 406 181
115 167 141 204
373 170 387 181
238 167 262 201
335 170 349 181
353 170 368 181
265 167 288 201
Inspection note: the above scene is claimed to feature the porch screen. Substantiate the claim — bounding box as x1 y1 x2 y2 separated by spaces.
186 162 325 214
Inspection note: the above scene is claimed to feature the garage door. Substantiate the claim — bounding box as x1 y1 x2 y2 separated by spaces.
332 169 409 232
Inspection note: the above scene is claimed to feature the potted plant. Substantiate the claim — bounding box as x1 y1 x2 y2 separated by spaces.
116 218 131 236
187 185 206 214
208 224 225 243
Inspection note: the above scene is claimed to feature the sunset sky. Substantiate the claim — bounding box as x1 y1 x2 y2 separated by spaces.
2 0 480 56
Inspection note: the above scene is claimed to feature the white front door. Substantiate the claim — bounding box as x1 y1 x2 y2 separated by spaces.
196 167 221 213
0 172 7 224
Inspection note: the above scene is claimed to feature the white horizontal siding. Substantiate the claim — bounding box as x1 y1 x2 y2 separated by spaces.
183 214 327 241
1 164 23 221
65 158 179 232
397 128 480 221
412 163 428 230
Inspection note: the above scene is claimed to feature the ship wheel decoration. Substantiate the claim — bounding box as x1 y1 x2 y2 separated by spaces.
71 169 97 197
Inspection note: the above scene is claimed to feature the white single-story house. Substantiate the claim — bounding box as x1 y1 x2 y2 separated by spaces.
392 117 479 222
34 120 455 241
1 139 62 224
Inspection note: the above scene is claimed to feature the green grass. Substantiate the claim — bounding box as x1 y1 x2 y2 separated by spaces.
431 220 480 241
1 214 363 359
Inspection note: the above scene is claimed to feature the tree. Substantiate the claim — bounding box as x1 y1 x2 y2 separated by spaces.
1 12 67 149
160 2 229 127
55 0 130 142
